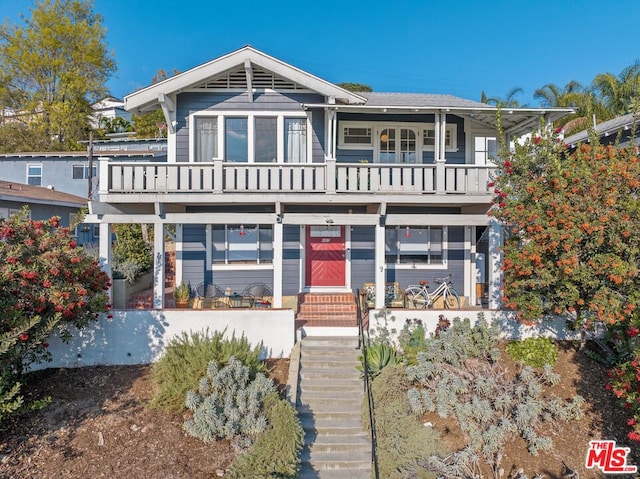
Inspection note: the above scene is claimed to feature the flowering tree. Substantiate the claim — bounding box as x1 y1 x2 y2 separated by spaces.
490 119 640 327
0 208 110 418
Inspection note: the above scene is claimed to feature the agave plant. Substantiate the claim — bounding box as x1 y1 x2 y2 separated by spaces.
357 342 398 379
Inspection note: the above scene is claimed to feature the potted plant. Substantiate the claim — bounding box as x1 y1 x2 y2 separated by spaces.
173 281 191 308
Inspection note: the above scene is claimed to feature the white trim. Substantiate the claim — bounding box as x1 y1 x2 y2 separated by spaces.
26 162 42 186
464 226 471 304
176 224 184 286
190 110 309 163
211 264 274 271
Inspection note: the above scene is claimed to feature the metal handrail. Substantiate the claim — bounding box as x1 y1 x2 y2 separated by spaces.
356 289 380 479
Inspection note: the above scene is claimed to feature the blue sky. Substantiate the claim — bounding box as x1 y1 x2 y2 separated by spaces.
1 0 639 105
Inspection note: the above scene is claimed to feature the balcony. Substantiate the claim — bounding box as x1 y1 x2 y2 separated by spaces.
99 157 495 198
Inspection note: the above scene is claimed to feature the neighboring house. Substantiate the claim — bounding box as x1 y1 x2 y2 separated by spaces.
89 46 572 313
91 96 132 130
0 147 166 199
564 112 640 150
0 180 90 243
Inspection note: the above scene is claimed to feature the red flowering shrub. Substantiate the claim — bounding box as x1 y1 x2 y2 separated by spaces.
0 208 110 420
608 353 640 443
491 115 640 326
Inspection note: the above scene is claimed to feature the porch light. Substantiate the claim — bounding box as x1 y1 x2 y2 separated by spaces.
380 133 388 143
239 225 246 236
404 226 411 238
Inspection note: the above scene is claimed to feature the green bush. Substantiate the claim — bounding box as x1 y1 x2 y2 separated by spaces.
150 329 265 412
228 393 304 479
184 358 275 447
398 319 428 365
363 364 443 479
357 342 397 379
505 337 558 368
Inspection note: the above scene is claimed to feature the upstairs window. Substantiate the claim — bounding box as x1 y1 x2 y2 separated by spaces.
27 164 42 186
254 117 277 162
72 164 97 180
343 126 372 147
225 118 248 163
385 225 446 266
195 117 218 162
284 118 307 163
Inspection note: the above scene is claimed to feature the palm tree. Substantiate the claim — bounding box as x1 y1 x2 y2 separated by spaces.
483 87 526 107
593 61 640 117
533 81 583 108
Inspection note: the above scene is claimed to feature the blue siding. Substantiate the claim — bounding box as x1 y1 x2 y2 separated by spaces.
283 225 301 294
175 92 325 163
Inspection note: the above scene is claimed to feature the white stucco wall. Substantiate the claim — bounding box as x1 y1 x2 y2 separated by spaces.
367 309 585 343
31 309 296 371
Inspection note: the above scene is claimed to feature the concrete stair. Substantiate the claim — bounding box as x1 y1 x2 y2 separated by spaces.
296 336 371 479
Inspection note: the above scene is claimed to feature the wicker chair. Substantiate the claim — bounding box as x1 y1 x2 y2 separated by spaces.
195 283 227 308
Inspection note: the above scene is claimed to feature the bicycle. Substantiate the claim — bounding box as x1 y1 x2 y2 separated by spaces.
405 274 461 309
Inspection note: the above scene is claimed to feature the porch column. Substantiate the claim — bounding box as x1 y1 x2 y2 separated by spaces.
272 221 283 308
374 221 386 309
153 222 165 310
98 222 113 305
464 226 474 307
435 112 446 194
487 218 503 310
175 224 183 287
326 157 336 194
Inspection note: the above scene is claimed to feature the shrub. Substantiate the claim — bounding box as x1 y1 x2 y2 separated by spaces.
228 393 304 479
607 351 640 444
184 358 275 447
406 316 584 477
505 337 559 368
398 319 428 365
357 342 397 379
363 364 443 478
150 329 265 412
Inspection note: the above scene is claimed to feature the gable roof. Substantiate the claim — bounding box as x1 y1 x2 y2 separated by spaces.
125 46 367 113
0 181 86 207
564 112 640 147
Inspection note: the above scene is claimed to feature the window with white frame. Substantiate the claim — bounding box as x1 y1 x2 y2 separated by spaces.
212 224 273 265
193 113 308 163
385 225 446 265
27 164 42 186
341 125 373 147
195 117 218 162
474 135 498 165
72 164 97 180
423 126 455 149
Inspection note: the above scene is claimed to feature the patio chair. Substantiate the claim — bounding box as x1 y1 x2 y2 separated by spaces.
242 282 273 307
195 283 227 308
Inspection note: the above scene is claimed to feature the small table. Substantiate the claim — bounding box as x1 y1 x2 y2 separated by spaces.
227 293 254 308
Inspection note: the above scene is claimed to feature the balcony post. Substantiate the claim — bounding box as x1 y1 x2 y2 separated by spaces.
488 218 503 310
374 220 386 309
272 221 283 308
325 156 336 194
98 222 112 305
213 157 223 193
435 159 446 194
98 157 109 195
153 223 165 310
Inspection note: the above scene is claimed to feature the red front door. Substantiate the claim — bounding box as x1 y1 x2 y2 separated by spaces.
305 226 346 287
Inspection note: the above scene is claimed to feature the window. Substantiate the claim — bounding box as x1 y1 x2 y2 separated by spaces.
385 226 445 265
423 126 455 150
72 164 97 180
284 118 307 163
195 117 218 162
212 224 273 265
27 164 42 186
474 136 497 165
343 126 372 146
194 113 309 163
225 117 248 162
255 117 277 162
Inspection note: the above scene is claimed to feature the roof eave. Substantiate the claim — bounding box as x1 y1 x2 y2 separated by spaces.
125 46 366 113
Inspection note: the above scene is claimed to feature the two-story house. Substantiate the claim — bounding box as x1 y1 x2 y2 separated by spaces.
89 46 571 318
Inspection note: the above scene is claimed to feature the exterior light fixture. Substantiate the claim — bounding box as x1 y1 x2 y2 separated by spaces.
239 225 246 236
404 226 411 238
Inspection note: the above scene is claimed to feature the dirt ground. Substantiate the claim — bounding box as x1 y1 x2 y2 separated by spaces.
426 342 639 478
0 344 636 479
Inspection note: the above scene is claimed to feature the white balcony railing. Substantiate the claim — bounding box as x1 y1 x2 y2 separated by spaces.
100 157 496 196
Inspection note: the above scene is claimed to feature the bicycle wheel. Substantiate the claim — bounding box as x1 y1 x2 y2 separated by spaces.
405 286 429 309
443 288 461 310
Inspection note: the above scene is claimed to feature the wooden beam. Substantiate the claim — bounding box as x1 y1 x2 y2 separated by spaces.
244 59 253 102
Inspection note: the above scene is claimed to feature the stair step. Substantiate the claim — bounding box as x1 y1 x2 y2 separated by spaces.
298 379 363 394
297 401 362 414
304 431 370 446
298 468 371 479
301 336 360 347
301 449 372 468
